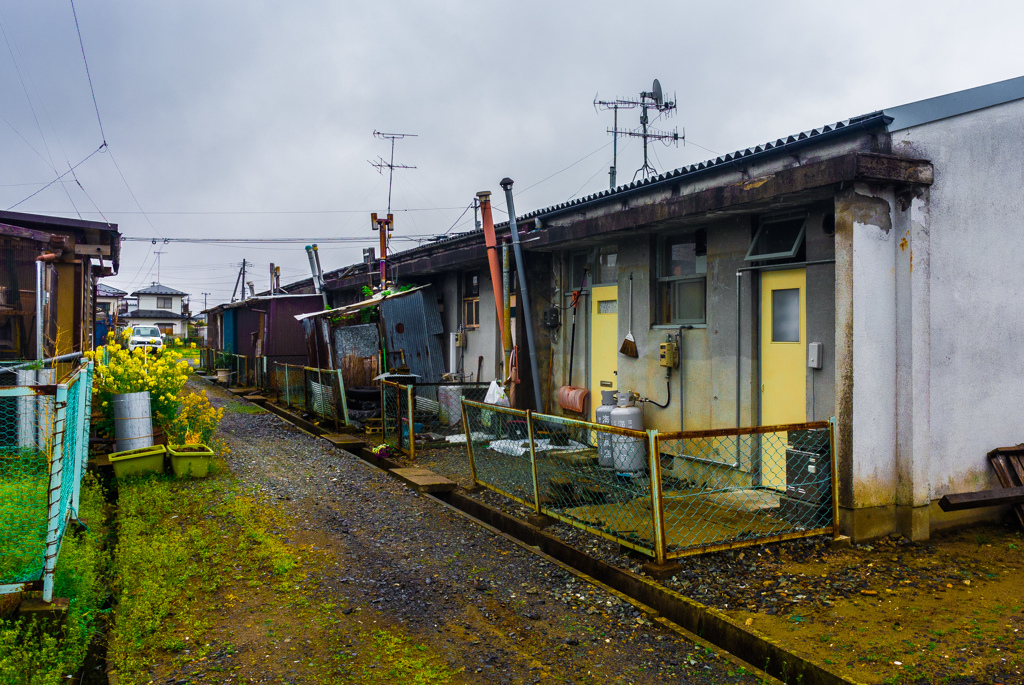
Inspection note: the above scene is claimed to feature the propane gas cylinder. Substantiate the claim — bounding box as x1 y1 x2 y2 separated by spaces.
610 391 645 474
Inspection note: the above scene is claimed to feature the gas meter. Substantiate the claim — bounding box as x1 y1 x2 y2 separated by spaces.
659 339 679 368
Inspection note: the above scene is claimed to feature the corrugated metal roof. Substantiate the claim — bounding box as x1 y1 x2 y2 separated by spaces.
883 74 1024 131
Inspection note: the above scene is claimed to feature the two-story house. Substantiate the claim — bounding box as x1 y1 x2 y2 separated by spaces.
125 284 189 337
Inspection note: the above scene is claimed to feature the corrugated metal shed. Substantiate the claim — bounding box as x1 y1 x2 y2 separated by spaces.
379 286 445 385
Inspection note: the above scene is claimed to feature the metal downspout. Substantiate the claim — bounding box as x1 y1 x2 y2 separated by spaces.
502 240 512 378
478 192 506 358
500 178 543 412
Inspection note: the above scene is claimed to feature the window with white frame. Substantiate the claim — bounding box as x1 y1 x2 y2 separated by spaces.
157 296 173 309
656 229 707 325
462 272 480 329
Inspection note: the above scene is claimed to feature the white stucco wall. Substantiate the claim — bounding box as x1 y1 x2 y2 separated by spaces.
890 98 1024 499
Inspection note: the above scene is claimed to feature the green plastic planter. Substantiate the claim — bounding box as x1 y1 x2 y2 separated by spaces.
109 444 166 478
168 444 214 478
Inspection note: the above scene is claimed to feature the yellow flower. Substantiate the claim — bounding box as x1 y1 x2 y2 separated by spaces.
102 401 108 407
190 342 196 349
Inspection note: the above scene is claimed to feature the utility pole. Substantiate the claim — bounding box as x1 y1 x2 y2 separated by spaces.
202 292 210 312
231 259 246 302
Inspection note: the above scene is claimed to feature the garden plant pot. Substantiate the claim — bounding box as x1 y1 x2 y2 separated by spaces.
112 391 154 452
109 444 166 478
168 444 214 478
215 368 230 384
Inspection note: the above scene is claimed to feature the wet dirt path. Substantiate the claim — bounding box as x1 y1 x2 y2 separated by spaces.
187 380 763 684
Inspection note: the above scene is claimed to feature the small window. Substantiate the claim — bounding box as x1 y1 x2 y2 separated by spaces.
569 252 589 289
597 300 617 314
157 296 173 309
771 289 800 342
462 297 480 329
464 272 480 298
596 245 617 285
656 230 707 325
745 215 807 261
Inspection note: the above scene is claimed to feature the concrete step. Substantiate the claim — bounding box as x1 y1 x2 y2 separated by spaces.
388 467 457 494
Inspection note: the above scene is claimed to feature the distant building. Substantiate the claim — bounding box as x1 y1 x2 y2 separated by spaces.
95 283 127 342
125 284 189 337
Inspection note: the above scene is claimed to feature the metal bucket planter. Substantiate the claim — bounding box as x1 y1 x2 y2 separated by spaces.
167 444 214 478
216 369 230 384
109 444 166 478
112 391 154 452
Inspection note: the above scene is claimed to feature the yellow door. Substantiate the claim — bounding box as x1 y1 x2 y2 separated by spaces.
590 285 618 421
760 269 806 489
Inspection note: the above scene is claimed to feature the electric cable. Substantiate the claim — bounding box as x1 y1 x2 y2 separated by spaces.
7 144 105 210
69 0 106 143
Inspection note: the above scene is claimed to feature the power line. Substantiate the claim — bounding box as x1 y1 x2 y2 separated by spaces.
31 206 468 216
7 144 106 210
69 0 105 143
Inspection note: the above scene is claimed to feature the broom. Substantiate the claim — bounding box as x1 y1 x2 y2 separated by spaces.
619 273 639 358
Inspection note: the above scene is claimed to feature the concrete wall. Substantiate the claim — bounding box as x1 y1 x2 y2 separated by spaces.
439 268 501 382
891 98 1024 532
137 294 183 311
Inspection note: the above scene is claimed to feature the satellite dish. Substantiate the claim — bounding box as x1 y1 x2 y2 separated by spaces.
652 79 663 106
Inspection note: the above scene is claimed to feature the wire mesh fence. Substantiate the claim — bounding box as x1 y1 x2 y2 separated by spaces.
657 423 834 559
462 398 836 562
264 362 351 429
0 361 93 600
381 380 409 453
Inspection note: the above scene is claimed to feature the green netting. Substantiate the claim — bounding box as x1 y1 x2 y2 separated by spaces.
0 362 92 592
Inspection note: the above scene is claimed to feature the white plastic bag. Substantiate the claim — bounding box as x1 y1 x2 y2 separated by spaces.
484 380 510 407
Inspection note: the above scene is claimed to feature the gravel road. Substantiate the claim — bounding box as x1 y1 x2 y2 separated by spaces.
201 381 763 684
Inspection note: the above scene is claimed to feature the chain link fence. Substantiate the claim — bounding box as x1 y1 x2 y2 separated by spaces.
381 380 409 453
0 361 93 600
263 362 351 430
461 398 836 562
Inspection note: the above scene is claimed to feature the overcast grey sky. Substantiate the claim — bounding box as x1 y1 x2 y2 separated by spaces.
1 1 1021 307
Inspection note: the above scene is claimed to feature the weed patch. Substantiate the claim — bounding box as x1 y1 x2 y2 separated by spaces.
0 474 111 685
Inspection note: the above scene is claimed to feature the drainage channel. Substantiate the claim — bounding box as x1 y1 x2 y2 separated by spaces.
233 387 864 685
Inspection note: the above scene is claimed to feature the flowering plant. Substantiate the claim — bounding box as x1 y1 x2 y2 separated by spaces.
166 391 223 445
86 331 193 433
370 444 397 460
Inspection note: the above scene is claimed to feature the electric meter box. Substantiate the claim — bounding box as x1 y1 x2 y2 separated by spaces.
659 341 678 368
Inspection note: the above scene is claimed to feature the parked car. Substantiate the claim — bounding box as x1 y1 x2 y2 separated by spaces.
127 326 165 352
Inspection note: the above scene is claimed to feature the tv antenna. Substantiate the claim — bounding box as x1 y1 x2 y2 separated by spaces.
153 250 166 284
369 131 417 215
595 79 682 186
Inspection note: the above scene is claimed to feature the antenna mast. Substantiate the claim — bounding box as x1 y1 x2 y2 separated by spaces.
369 131 416 290
369 131 417 216
153 250 166 284
595 79 683 185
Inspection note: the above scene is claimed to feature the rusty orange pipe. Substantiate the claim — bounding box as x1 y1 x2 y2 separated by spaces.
477 191 506 349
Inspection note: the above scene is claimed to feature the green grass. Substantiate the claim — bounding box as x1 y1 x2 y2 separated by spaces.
223 402 264 415
106 471 458 684
0 473 110 685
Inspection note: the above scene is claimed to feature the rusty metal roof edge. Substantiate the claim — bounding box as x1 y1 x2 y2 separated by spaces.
293 284 429 321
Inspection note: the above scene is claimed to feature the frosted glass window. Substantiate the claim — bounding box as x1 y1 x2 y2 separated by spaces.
598 300 617 314
772 289 800 342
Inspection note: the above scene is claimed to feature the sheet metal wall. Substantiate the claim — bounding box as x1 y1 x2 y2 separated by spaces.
379 286 445 384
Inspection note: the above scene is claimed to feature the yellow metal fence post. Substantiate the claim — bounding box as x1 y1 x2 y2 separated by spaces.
462 398 479 485
648 429 666 564
526 409 541 513
407 384 416 460
829 416 839 535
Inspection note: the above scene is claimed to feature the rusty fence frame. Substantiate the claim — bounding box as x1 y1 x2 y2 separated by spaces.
267 361 351 430
0 361 93 601
461 398 837 563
